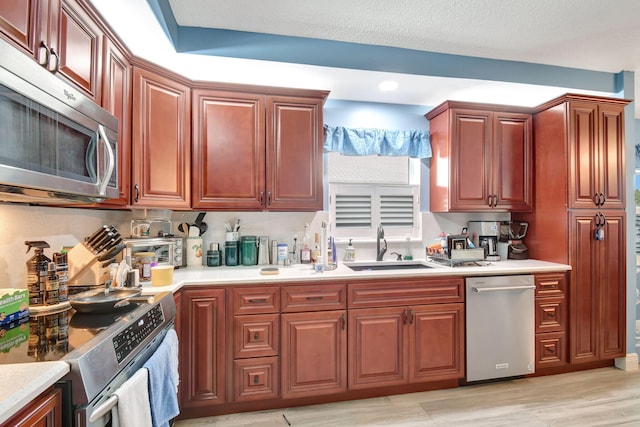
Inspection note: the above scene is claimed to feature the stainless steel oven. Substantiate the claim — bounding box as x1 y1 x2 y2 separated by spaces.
0 291 176 426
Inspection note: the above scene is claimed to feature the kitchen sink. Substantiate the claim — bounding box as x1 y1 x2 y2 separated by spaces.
345 261 434 271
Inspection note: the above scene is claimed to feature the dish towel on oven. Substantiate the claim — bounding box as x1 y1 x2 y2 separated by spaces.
144 328 180 427
111 368 152 427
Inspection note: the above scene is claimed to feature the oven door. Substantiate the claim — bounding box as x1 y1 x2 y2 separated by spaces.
73 324 174 427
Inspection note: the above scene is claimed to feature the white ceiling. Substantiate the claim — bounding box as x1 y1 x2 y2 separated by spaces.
91 0 640 116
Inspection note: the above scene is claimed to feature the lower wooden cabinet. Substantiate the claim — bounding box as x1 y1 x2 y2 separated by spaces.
281 310 347 398
232 356 279 402
534 273 568 370
348 303 464 389
179 287 226 409
1 386 61 427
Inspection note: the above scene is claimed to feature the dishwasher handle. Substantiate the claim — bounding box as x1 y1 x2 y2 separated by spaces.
471 285 536 293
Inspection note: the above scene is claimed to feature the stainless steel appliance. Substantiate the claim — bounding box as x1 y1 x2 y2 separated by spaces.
500 221 530 260
467 221 502 261
0 37 118 204
466 275 535 382
0 291 176 426
123 237 185 269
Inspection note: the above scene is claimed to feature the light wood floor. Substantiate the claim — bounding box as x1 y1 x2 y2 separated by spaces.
175 367 640 426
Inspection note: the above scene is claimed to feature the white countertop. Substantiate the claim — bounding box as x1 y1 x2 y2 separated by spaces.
0 258 568 422
0 361 69 424
141 258 571 294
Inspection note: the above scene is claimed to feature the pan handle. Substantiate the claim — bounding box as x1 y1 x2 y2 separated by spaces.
113 295 154 309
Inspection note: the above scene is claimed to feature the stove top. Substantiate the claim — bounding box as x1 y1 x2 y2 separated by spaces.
0 301 140 364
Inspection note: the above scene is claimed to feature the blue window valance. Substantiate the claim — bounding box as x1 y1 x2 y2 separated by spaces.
324 125 432 159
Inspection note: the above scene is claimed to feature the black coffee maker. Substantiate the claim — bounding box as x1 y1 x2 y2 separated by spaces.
499 221 529 260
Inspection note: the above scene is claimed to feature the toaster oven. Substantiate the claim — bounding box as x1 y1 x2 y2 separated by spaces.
122 237 185 269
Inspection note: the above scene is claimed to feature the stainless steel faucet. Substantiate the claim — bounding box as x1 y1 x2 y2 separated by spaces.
376 223 387 261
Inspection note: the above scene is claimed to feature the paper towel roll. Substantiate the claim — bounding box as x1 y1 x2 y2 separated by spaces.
151 265 174 287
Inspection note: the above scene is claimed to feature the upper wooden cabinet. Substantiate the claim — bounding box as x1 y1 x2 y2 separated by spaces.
132 66 191 209
0 0 103 101
425 101 533 212
567 100 626 209
191 86 328 211
0 0 60 68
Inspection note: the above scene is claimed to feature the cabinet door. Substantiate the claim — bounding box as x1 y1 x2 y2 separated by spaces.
408 303 464 383
58 0 102 101
597 104 625 209
132 67 191 208
179 288 226 408
0 0 38 52
191 89 265 209
569 211 600 363
1 387 61 427
99 36 130 206
493 112 532 211
568 210 625 363
281 310 347 398
348 307 407 389
598 210 625 359
266 95 324 211
449 109 493 210
0 0 60 68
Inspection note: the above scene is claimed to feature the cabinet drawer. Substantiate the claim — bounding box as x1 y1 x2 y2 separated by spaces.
232 356 279 402
535 273 567 297
535 331 567 369
234 314 279 358
281 283 346 312
348 277 464 309
232 286 280 314
535 296 567 333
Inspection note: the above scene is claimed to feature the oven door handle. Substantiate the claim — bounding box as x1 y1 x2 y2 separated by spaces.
88 394 119 422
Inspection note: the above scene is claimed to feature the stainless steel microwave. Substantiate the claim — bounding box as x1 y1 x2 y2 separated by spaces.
0 37 118 204
122 237 185 269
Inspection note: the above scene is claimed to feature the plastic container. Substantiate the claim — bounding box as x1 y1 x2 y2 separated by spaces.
277 243 288 265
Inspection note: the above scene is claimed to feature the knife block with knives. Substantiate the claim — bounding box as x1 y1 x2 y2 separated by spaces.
68 225 125 286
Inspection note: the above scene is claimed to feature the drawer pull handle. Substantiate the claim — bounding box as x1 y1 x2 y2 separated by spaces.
306 296 324 301
248 298 268 303
253 376 259 384
254 333 260 340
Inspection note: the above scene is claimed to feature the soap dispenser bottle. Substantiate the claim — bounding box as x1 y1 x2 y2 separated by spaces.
344 239 356 261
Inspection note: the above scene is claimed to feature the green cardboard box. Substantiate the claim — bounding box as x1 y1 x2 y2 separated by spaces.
0 289 29 326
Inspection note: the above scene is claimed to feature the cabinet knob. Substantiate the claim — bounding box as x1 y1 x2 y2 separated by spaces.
253 375 259 384
253 332 260 340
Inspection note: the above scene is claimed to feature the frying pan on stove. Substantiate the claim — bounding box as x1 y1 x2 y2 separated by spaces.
68 287 144 313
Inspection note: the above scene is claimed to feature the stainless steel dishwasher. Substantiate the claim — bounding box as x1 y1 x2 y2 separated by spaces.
466 275 535 382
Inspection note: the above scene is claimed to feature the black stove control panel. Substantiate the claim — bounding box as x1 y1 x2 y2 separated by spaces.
112 304 165 363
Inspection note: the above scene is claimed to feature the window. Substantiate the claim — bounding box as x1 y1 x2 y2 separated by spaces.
328 153 420 239
330 184 419 238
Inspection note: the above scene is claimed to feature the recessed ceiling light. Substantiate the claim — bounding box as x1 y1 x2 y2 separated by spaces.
379 80 398 92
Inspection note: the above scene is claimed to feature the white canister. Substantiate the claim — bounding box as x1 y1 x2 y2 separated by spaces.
186 237 204 267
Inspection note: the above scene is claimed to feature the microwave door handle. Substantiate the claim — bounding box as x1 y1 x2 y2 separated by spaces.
86 134 97 182
97 124 115 197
